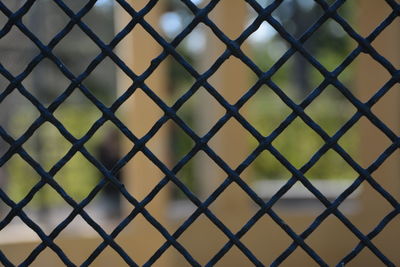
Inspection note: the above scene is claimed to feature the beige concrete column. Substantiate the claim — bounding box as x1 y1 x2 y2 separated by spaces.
114 2 171 266
197 0 252 235
356 0 400 265
179 2 254 266
357 1 400 214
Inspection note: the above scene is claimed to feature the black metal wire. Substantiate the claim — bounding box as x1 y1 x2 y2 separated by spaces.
0 0 399 266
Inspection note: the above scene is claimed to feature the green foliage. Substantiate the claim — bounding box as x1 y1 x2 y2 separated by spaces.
6 105 102 207
248 87 358 180
246 0 358 180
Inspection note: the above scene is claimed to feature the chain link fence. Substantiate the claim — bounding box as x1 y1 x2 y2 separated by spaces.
1 0 399 266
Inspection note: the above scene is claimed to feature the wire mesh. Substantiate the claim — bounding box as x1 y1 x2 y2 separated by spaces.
0 0 399 266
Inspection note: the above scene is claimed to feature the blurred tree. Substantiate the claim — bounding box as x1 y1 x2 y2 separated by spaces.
0 0 117 210
0 0 358 206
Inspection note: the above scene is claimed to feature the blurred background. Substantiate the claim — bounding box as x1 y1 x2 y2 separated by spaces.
1 0 399 266
0 0 357 215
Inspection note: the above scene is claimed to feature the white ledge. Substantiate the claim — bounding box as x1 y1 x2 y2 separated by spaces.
252 179 362 200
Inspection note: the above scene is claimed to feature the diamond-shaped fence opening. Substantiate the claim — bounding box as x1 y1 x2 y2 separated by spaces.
82 56 118 106
244 21 285 72
176 86 226 136
0 90 40 139
23 58 72 105
304 84 357 135
0 0 399 266
0 25 40 76
175 22 226 73
52 26 102 77
81 4 116 44
21 0 70 45
53 89 103 138
1 154 41 203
